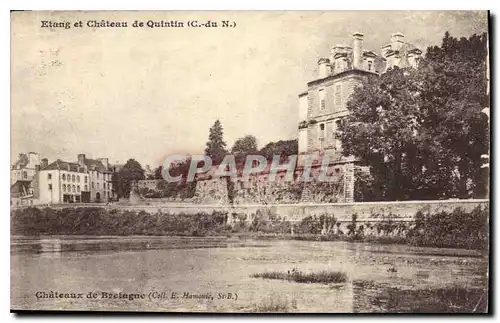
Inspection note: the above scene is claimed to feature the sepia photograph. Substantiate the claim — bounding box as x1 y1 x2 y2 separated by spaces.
10 10 490 313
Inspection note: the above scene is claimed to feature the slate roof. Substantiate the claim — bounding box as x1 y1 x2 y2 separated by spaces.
11 180 32 197
43 159 87 173
43 158 111 173
84 158 109 172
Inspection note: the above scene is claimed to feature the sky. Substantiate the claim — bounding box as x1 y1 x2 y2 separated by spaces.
11 11 488 168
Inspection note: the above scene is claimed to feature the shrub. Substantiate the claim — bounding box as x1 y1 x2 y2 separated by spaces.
11 207 228 236
251 268 347 284
407 206 489 250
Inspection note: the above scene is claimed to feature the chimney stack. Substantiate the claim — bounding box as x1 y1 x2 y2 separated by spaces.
352 32 364 69
78 154 86 166
390 32 405 51
41 158 48 169
317 58 331 79
28 152 40 169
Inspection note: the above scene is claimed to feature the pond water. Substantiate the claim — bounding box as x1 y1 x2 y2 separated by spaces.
10 236 488 313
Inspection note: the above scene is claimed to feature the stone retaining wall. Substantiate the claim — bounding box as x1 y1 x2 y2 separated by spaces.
16 199 488 225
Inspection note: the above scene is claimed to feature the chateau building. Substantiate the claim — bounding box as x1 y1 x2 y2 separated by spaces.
190 32 423 205
297 32 422 201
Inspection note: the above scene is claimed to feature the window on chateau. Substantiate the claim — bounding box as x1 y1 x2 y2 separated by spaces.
319 123 325 137
48 184 52 190
72 175 75 182
335 120 342 150
319 123 325 149
92 182 94 189
85 176 88 183
62 184 66 192
334 85 342 108
62 174 66 181
77 186 80 193
77 175 80 182
23 171 27 179
368 61 373 71
48 174 52 180
85 185 88 191
319 89 326 110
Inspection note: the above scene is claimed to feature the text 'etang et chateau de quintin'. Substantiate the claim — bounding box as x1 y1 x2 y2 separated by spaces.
40 19 237 29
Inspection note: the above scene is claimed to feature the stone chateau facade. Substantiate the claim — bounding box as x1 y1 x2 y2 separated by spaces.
192 32 422 204
295 32 421 202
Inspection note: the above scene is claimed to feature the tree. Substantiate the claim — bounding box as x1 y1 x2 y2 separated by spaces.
116 159 145 198
340 66 423 200
418 32 489 198
231 135 258 155
145 164 155 180
340 31 489 200
259 139 298 161
155 158 197 199
153 166 163 180
231 135 258 164
204 119 228 165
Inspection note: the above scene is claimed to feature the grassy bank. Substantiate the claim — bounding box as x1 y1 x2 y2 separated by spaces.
11 205 489 250
353 280 488 313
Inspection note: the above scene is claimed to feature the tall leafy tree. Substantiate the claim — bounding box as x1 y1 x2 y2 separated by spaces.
153 166 163 180
418 32 489 198
340 32 489 200
231 135 258 164
259 139 298 161
204 119 228 165
117 159 145 198
231 135 258 155
339 67 423 200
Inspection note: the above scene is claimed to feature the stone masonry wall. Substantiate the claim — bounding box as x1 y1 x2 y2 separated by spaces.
28 199 488 227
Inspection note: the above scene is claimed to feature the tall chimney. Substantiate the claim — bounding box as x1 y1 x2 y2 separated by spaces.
317 58 331 78
41 158 48 169
28 152 40 169
78 154 86 166
352 32 364 69
390 32 405 51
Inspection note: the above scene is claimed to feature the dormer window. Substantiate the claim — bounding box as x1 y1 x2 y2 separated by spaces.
368 61 373 71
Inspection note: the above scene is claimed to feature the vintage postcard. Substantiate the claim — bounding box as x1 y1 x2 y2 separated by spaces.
10 10 490 313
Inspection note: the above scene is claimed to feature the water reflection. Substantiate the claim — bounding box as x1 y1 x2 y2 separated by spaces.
11 236 488 312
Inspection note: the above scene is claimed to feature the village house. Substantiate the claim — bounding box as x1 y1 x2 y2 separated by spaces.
10 152 40 185
11 153 114 205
